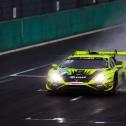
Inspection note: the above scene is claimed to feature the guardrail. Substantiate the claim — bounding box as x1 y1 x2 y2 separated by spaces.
0 0 126 52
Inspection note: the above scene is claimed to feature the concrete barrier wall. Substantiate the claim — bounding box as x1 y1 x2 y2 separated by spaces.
0 0 126 52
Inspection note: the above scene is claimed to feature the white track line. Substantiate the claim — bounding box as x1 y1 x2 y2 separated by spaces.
25 117 66 123
91 108 104 115
25 117 108 124
0 23 126 56
93 121 106 124
36 89 47 92
70 96 82 102
10 63 50 76
10 74 47 78
0 63 50 81
0 75 10 80
0 78 16 83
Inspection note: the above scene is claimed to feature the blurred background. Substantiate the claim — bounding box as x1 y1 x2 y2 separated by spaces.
0 0 116 21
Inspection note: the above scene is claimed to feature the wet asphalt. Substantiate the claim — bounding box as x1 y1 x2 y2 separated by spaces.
1 25 126 126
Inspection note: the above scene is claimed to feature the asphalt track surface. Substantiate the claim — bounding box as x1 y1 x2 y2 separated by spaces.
1 25 126 126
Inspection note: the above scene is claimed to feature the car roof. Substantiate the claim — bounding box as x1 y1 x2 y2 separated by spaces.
69 54 112 59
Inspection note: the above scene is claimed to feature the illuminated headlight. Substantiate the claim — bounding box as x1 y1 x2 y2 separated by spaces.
48 71 63 83
94 73 105 83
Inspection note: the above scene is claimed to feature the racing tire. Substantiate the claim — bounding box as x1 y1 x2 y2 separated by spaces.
111 71 118 95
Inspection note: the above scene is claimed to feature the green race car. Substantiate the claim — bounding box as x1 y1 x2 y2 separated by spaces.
46 50 126 94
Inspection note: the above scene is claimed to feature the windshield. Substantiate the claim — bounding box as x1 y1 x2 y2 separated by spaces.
61 59 108 69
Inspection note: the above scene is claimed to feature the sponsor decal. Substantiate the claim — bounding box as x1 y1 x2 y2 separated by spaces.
70 82 83 85
70 76 86 79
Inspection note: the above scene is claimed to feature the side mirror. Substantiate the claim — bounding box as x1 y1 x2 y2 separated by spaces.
115 61 123 68
123 61 126 68
116 65 123 69
52 64 59 69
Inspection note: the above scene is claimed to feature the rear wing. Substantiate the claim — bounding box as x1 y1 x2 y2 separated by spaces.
73 50 126 56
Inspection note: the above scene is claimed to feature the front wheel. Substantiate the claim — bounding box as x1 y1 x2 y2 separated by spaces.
110 72 119 94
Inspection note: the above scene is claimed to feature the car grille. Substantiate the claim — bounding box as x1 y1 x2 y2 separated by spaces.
63 69 99 83
63 75 91 82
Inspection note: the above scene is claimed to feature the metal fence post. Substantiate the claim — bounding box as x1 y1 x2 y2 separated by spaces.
13 7 17 19
56 1 60 11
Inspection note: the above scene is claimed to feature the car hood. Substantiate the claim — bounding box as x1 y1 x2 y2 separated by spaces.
58 68 108 76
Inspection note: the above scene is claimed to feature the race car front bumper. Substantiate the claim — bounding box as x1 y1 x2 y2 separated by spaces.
46 81 114 93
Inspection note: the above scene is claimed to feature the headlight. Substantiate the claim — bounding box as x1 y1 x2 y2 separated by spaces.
48 70 63 83
94 73 105 83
